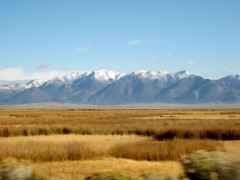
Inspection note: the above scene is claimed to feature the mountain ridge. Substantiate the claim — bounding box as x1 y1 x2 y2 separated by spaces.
0 69 239 105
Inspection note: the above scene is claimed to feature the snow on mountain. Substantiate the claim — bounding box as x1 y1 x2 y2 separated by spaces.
0 79 44 91
25 80 45 88
217 74 240 91
86 69 125 82
0 79 46 103
43 71 90 85
237 75 240 80
41 69 125 86
147 71 170 80
1 70 240 105
219 74 240 81
0 80 29 85
126 70 171 80
88 70 179 105
174 70 191 80
125 70 192 81
62 71 91 82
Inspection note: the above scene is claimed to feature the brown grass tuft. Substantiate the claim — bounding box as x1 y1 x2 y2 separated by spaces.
110 139 224 161
0 135 224 162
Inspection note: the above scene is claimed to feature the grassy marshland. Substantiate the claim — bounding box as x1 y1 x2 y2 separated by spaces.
0 108 239 179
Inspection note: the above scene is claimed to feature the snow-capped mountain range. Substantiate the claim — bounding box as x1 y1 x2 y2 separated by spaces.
0 69 240 105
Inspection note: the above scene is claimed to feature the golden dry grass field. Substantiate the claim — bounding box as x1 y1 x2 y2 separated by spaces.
0 108 240 179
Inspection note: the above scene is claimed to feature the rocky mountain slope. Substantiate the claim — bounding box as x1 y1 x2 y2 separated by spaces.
0 70 239 105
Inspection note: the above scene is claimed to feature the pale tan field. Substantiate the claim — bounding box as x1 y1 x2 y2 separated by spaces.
0 134 148 149
32 158 183 180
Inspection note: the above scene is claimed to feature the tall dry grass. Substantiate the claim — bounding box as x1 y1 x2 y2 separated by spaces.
0 135 148 162
110 139 224 161
1 140 105 162
0 135 224 162
0 108 239 140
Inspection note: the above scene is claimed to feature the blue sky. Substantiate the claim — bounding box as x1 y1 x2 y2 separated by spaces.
0 0 239 80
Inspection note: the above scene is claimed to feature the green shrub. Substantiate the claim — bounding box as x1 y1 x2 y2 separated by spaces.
164 175 181 180
181 150 240 180
142 173 182 180
0 157 45 180
86 172 182 180
85 171 135 180
211 151 240 180
180 150 215 180
142 173 162 180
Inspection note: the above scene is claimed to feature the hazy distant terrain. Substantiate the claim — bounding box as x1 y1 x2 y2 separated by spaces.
0 69 240 105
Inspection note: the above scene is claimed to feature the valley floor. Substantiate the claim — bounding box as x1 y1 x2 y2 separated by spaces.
0 108 239 179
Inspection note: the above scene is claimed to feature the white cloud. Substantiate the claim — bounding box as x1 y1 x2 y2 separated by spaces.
0 68 67 81
0 68 25 80
152 55 160 60
30 71 68 81
165 54 171 58
187 61 197 65
128 40 142 46
36 63 51 69
226 62 240 68
75 46 92 53
128 39 163 46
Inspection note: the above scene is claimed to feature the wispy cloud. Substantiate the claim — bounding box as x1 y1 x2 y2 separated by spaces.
0 68 24 80
36 63 51 69
32 71 67 81
128 40 142 46
226 62 240 68
187 61 197 65
151 55 160 60
0 68 67 81
128 39 162 46
75 46 92 53
165 54 171 58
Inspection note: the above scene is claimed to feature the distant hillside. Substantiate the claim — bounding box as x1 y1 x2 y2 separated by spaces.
1 69 240 105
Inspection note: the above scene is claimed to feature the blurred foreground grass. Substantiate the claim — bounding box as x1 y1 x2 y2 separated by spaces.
1 150 240 180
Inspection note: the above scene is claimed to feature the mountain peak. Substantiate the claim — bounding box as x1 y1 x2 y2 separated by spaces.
134 70 147 74
128 70 190 80
26 79 45 88
127 70 171 80
235 74 240 80
90 69 124 81
147 70 169 78
175 70 191 79
1 69 240 105
63 71 90 81
221 74 240 81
